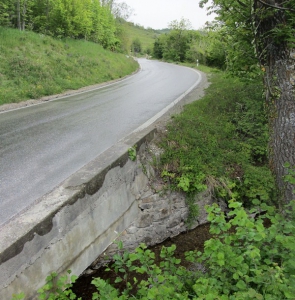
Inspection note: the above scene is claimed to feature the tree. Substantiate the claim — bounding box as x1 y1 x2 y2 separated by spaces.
111 1 133 20
152 18 193 62
15 0 33 30
200 0 295 204
153 35 166 59
165 18 192 62
131 37 141 54
0 0 14 27
29 0 52 34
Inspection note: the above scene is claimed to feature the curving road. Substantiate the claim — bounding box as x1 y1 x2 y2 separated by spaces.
0 59 202 226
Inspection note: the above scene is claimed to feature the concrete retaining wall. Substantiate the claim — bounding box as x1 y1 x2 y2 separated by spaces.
0 128 155 300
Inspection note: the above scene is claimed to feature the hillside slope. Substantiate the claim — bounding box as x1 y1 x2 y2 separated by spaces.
0 27 138 106
120 21 160 53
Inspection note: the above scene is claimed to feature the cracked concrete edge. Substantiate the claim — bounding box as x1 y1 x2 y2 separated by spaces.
0 68 209 267
0 126 156 265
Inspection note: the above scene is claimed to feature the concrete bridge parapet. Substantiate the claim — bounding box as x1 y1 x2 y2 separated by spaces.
0 128 155 300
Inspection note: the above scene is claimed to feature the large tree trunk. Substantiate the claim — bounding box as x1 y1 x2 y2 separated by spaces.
254 1 295 204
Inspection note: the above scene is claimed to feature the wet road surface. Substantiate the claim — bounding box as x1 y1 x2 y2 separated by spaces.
0 59 201 226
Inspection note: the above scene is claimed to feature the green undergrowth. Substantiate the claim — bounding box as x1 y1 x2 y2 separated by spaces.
159 69 276 209
13 200 295 299
0 27 138 105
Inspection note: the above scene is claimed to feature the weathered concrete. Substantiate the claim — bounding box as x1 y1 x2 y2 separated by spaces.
0 128 155 300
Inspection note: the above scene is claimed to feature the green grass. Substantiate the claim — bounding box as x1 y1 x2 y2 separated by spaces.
0 26 138 105
158 68 276 209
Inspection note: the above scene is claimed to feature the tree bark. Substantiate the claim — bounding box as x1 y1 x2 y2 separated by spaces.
21 0 26 30
16 0 21 30
254 1 295 204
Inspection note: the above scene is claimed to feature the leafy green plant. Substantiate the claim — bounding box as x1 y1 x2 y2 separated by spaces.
284 162 295 187
11 293 25 300
37 271 79 300
103 201 295 299
91 200 295 299
128 145 137 161
185 193 200 228
92 243 189 299
188 200 295 299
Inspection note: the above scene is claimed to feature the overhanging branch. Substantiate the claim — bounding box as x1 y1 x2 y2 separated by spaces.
257 0 295 12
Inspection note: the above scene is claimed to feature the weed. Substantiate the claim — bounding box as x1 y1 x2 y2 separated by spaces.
128 145 137 161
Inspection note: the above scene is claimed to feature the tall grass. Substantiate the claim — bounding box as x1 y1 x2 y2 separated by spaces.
0 27 138 105
159 68 276 209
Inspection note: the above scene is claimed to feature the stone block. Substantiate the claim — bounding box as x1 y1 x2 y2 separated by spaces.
167 217 181 229
139 203 152 210
126 226 138 234
153 207 170 221
142 194 158 203
152 199 168 209
136 213 153 228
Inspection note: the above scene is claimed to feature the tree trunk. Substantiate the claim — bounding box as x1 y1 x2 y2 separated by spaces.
16 0 21 30
254 1 295 204
21 0 26 30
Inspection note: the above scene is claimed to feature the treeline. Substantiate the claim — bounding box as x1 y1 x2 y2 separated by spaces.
0 0 123 51
152 18 226 69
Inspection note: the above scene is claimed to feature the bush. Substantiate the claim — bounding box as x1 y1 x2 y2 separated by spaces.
89 200 295 299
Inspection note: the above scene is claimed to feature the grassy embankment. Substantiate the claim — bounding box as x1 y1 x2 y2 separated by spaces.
158 65 276 223
0 26 138 106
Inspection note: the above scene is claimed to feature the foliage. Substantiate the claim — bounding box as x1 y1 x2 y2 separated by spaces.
37 271 79 300
194 199 295 299
0 26 138 105
199 0 295 202
18 200 295 299
189 200 295 299
131 37 142 54
0 0 126 51
12 271 80 300
152 21 226 69
2 0 161 57
199 0 260 79
159 70 276 206
153 18 194 62
128 145 137 161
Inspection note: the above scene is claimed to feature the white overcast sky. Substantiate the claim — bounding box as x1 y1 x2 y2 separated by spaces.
117 0 215 30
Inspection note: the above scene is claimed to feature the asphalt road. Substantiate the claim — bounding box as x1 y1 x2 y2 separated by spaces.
0 59 202 226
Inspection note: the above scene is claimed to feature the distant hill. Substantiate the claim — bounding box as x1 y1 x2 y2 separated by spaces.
119 20 169 54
